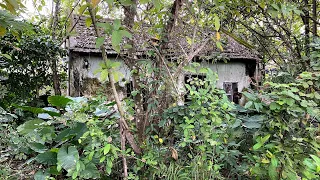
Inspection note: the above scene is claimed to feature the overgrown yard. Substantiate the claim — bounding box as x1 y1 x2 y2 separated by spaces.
1 0 320 179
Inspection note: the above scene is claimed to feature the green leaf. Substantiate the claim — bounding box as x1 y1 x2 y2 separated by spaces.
271 157 278 167
47 166 61 175
48 96 72 107
55 128 72 142
214 14 220 31
113 19 121 30
302 82 309 88
131 90 139 96
0 53 11 59
199 68 208 74
34 170 49 180
80 163 100 179
253 143 263 150
96 37 105 48
107 60 121 69
88 151 94 161
112 31 123 52
314 92 320 99
112 71 123 82
29 143 47 153
243 121 261 129
140 0 149 4
106 0 113 8
119 30 132 38
244 101 253 108
261 134 271 143
268 163 278 180
253 135 270 150
270 102 280 110
100 70 109 81
57 146 79 172
78 4 88 14
123 44 132 49
17 119 45 135
183 65 196 73
104 144 111 155
216 41 223 51
97 22 113 33
85 18 92 27
120 0 132 6
285 98 295 106
310 155 320 166
153 0 161 11
35 151 57 165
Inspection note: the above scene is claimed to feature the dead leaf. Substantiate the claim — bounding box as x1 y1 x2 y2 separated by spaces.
107 136 112 143
170 147 178 160
91 0 101 7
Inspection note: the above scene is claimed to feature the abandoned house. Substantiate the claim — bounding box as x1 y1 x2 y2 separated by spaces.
66 15 262 103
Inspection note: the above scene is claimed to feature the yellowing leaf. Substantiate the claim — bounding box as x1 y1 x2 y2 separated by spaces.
85 18 92 27
0 26 6 36
159 138 163 144
261 158 270 164
216 32 221 41
92 0 101 7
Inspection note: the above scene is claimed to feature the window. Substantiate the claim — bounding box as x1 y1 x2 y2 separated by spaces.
223 82 239 104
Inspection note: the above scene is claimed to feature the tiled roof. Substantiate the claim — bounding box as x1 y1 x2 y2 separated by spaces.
68 15 260 61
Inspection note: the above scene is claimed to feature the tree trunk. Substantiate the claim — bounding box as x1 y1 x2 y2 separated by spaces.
52 0 61 95
302 0 310 68
123 0 146 142
312 0 317 36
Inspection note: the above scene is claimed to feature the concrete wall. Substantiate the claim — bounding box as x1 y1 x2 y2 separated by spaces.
69 52 131 97
204 61 251 92
69 52 252 96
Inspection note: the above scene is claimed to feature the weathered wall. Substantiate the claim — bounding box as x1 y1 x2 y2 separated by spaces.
69 52 130 97
205 61 251 92
69 52 253 97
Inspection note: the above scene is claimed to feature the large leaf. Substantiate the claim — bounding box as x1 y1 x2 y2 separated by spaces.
111 30 122 53
57 146 79 172
35 151 57 165
17 119 45 135
80 163 100 179
48 96 72 107
113 19 121 30
95 37 105 48
34 170 49 180
29 143 47 153
17 106 60 117
55 123 88 142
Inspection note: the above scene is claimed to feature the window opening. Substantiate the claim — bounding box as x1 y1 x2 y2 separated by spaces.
223 82 239 104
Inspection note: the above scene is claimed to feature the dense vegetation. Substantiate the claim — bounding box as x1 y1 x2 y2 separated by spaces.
0 0 319 179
